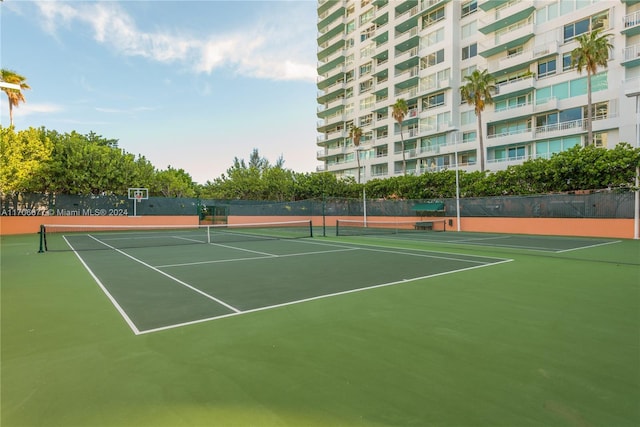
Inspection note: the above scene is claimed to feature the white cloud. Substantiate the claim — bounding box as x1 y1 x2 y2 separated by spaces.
12 103 64 117
35 2 316 82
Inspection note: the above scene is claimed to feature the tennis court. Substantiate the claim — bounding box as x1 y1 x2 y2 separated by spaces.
2 222 639 427
336 219 621 252
43 221 511 334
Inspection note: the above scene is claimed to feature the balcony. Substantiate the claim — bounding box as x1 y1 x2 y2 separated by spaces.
486 127 533 147
479 22 535 58
624 76 640 97
493 75 535 101
317 149 328 160
622 10 640 36
490 101 533 123
622 44 640 68
532 113 618 139
488 42 559 75
533 97 558 113
479 1 536 35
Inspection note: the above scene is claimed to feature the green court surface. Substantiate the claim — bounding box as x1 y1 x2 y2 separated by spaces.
1 229 639 426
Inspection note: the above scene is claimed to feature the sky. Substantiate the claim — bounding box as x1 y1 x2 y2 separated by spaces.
0 0 320 184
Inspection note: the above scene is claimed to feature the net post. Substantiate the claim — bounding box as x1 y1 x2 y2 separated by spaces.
206 225 211 244
38 224 46 253
309 220 313 238
335 220 340 236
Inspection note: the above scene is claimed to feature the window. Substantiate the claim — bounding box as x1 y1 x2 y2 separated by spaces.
562 53 575 71
461 0 477 18
424 92 445 110
585 101 608 119
508 146 526 160
507 46 523 58
564 17 589 42
461 110 475 126
359 79 373 94
346 21 355 35
360 62 372 76
424 27 445 47
361 25 376 42
360 95 375 109
593 132 607 147
495 94 530 112
422 7 445 29
462 131 476 143
461 21 477 40
359 114 373 127
360 8 374 25
538 58 557 78
564 11 609 42
461 65 477 80
462 43 477 60
536 112 558 128
421 49 445 69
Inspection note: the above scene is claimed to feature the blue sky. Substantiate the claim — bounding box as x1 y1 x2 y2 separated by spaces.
1 0 319 184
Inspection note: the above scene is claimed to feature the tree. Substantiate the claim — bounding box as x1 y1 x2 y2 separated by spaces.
570 28 613 147
0 126 52 193
1 69 30 127
460 69 496 173
349 125 363 183
391 99 408 176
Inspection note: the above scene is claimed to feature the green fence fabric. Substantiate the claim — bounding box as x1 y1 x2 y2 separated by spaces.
1 192 636 219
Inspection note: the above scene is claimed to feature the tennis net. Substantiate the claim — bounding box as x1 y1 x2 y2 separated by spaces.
39 220 313 252
336 219 446 237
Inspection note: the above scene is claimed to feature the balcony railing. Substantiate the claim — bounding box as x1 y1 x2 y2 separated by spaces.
623 44 640 62
623 10 640 29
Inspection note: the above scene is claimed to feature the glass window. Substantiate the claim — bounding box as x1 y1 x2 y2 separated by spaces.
559 107 582 123
536 86 552 104
562 53 574 71
549 138 562 154
553 81 569 100
461 21 477 39
538 59 556 78
423 7 445 29
569 77 587 97
591 72 608 92
461 0 477 17
462 131 476 143
462 43 477 60
593 132 607 147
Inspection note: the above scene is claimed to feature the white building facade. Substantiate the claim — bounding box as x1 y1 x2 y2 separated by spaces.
316 0 640 182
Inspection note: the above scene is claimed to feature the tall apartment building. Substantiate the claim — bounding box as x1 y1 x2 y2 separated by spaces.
316 0 640 182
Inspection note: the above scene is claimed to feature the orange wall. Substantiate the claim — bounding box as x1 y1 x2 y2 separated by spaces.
0 216 199 236
0 215 635 239
231 215 636 239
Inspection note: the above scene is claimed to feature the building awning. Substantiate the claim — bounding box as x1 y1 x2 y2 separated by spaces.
411 202 444 211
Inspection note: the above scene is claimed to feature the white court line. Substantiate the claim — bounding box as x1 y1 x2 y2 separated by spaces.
555 239 622 253
209 241 277 257
64 236 141 335
157 247 360 268
137 257 514 335
87 235 242 317
292 237 512 262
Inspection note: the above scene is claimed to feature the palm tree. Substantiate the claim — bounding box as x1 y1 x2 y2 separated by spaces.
349 125 363 183
570 28 613 147
1 69 30 127
391 98 408 175
460 69 495 173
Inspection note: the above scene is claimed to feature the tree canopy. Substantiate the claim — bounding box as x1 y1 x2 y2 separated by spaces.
1 126 639 201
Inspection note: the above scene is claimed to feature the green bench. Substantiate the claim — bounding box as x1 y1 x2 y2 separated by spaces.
414 221 434 230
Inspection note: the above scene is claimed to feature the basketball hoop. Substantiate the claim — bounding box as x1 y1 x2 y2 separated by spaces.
128 187 149 216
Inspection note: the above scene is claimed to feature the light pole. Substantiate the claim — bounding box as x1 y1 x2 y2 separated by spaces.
453 130 461 232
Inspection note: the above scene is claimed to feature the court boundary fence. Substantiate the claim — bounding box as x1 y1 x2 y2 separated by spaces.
1 191 635 219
